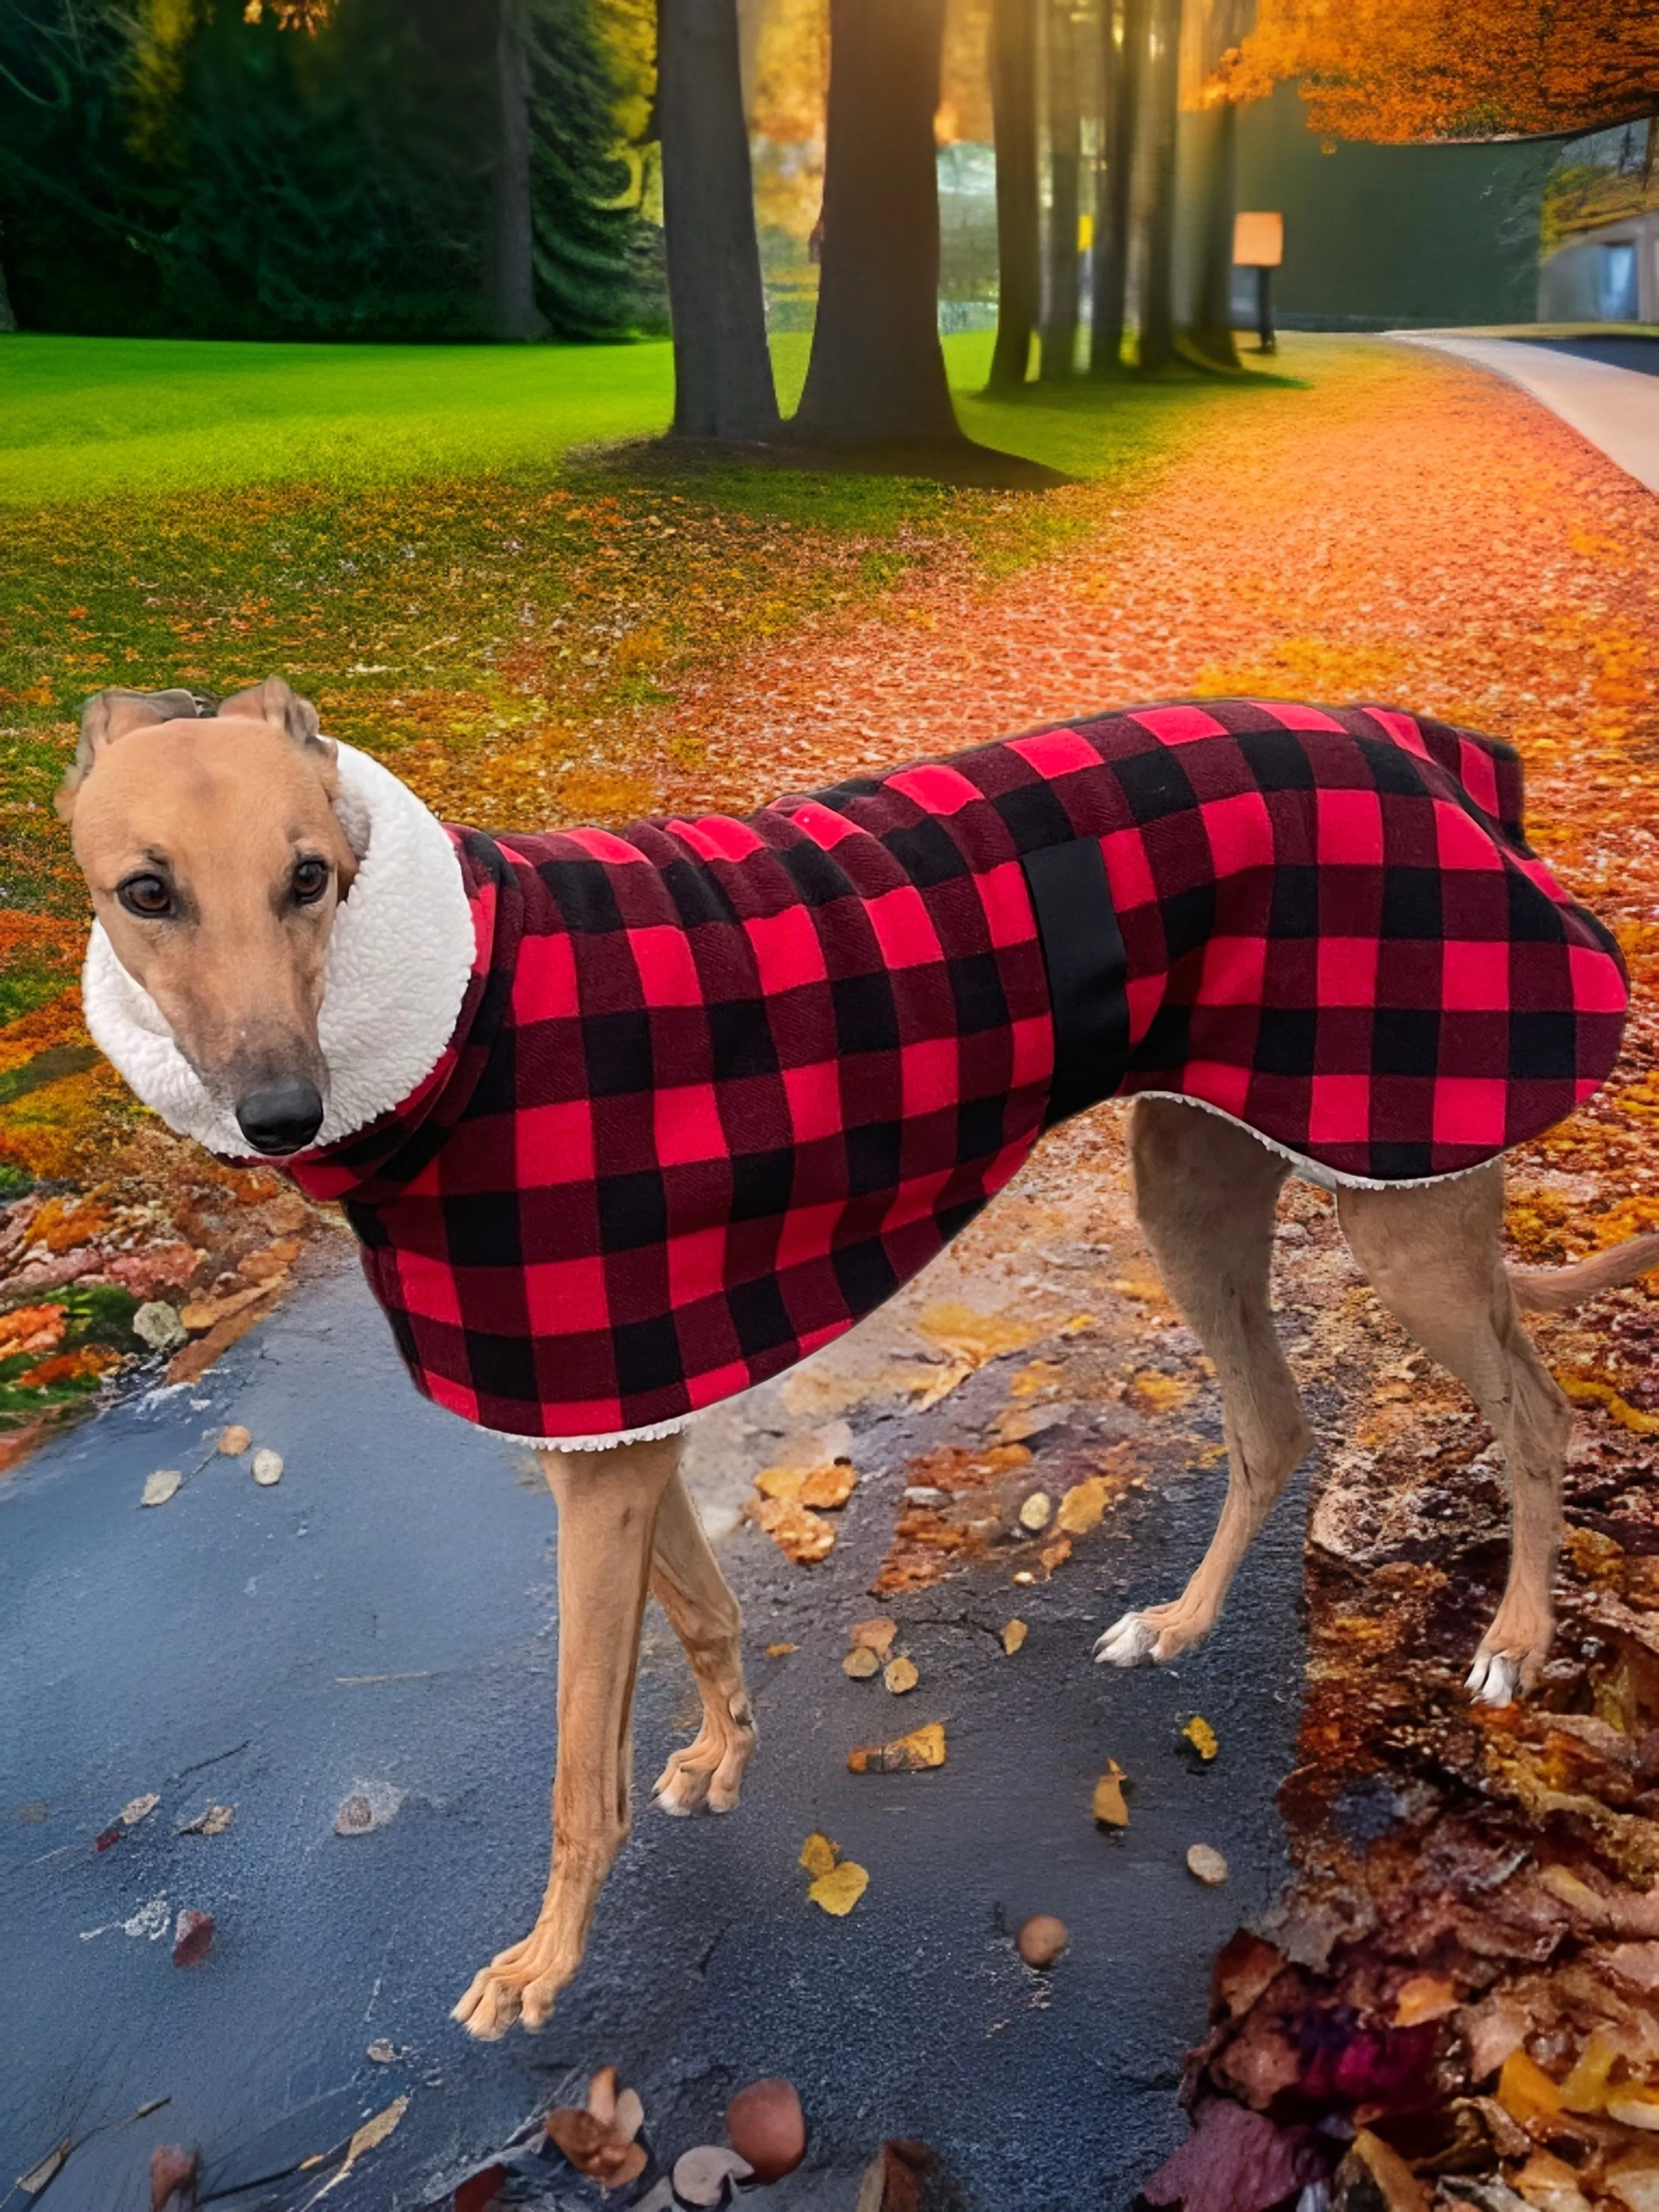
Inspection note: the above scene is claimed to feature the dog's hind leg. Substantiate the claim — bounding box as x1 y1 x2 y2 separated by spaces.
453 1432 679 2041
1096 1096 1313 1669
1336 1163 1572 1708
648 1470 757 1817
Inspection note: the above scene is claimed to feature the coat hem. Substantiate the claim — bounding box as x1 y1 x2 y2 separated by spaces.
1126 1090 1499 1192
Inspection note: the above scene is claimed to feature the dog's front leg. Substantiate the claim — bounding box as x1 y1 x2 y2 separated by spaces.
453 1433 679 2041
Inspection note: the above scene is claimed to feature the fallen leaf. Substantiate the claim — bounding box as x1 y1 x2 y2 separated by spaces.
1001 1618 1028 1654
1039 1537 1071 1573
808 1859 869 1915
799 1831 839 1878
366 2038 397 2063
883 1656 918 1694
172 1908 214 1965
141 1469 183 1508
765 1641 797 1658
181 1282 274 1334
18 2142 70 2195
120 1792 161 1826
848 1722 946 1773
672 2146 754 2208
1093 1762 1130 1827
1008 1358 1065 1400
1130 1370 1191 1415
1187 1844 1229 1886
149 2145 198 2210
239 1238 301 1284
1141 2100 1324 2212
1499 2049 1565 2125
546 2067 648 2189
1392 1973 1458 2026
177 1803 234 1837
1343 2130 1431 2211
251 1448 283 1487
916 1300 1040 1364
324 2097 408 2192
93 1824 121 1851
453 2168 509 2212
850 1616 899 1660
217 1424 251 1456
1018 1491 1052 1532
843 1646 880 1679
1056 1477 1110 1534
906 1355 976 1411
752 1494 835 1564
1059 1312 1097 1336
1182 1716 1220 1763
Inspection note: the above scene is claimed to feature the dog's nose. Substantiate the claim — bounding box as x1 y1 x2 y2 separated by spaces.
235 1080 324 1155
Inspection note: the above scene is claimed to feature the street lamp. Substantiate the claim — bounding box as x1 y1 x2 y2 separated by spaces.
1233 211 1283 356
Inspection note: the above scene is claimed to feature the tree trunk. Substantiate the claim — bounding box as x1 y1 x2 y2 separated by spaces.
1039 0 1080 380
1090 0 1143 376
1183 97 1240 365
657 0 781 442
987 0 1039 392
488 0 549 341
0 255 15 335
1135 0 1181 374
792 0 960 444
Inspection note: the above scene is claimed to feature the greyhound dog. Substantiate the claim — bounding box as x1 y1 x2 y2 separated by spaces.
60 677 1656 2040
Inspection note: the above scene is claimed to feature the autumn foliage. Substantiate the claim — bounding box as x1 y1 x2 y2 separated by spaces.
1215 0 1659 142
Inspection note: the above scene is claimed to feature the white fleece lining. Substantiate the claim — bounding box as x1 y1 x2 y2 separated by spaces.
1129 1088 1489 1191
82 740 477 1160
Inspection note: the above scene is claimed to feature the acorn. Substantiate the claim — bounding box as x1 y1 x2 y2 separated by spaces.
1016 1914 1069 1969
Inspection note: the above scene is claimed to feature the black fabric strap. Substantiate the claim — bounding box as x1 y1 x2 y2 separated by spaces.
1021 838 1131 1128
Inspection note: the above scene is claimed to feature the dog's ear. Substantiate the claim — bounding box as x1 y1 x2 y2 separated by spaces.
56 687 201 822
217 676 328 754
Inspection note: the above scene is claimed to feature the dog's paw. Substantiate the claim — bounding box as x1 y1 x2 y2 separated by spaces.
452 1926 576 2040
1093 1612 1163 1667
1465 1647 1525 1708
652 1694 756 1818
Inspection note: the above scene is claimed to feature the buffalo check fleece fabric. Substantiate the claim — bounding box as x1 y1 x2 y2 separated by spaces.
285 700 1629 1443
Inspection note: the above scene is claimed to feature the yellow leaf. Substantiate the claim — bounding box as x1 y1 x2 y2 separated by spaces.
883 1656 918 1694
765 1641 797 1657
1498 2049 1564 2125
754 1465 805 1500
1092 1762 1129 1828
848 1722 946 1773
1182 1716 1219 1763
843 1646 880 1678
808 1859 869 1916
1392 1973 1457 2027
798 1460 857 1508
1018 1491 1052 1532
752 1494 836 1563
916 1300 1040 1364
1058 1313 1096 1337
1002 1618 1028 1654
1130 1370 1190 1415
1606 2084 1659 2131
1008 1358 1066 1399
1560 2025 1622 2113
799 1831 839 1877
1560 1376 1659 1435
346 2099 407 2162
1057 1477 1109 1535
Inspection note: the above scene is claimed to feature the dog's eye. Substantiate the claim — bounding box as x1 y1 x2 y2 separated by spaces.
117 873 172 918
291 859 329 904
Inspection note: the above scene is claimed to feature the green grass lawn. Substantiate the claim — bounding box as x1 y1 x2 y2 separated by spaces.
0 328 1302 504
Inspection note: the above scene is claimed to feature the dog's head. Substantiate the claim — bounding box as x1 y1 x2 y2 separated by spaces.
59 678 359 1155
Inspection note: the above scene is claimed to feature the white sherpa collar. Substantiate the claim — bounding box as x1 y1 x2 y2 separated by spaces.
81 740 477 1160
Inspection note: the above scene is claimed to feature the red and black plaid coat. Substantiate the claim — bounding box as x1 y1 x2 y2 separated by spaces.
286 701 1628 1443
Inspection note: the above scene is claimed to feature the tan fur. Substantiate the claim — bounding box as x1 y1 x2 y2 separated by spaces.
63 677 1657 2040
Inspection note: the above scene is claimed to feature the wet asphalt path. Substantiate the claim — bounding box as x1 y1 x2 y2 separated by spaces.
2 1260 1309 2212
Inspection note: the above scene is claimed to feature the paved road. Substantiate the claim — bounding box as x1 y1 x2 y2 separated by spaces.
1391 334 1659 495
1 1257 1310 2212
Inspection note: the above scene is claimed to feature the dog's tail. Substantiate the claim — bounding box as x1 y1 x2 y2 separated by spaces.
1510 1232 1659 1314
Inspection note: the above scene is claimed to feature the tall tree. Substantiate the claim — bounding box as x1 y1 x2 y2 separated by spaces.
1089 0 1144 375
988 0 1039 391
489 0 549 338
1039 0 1080 381
793 0 960 445
656 0 781 440
1135 0 1181 373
